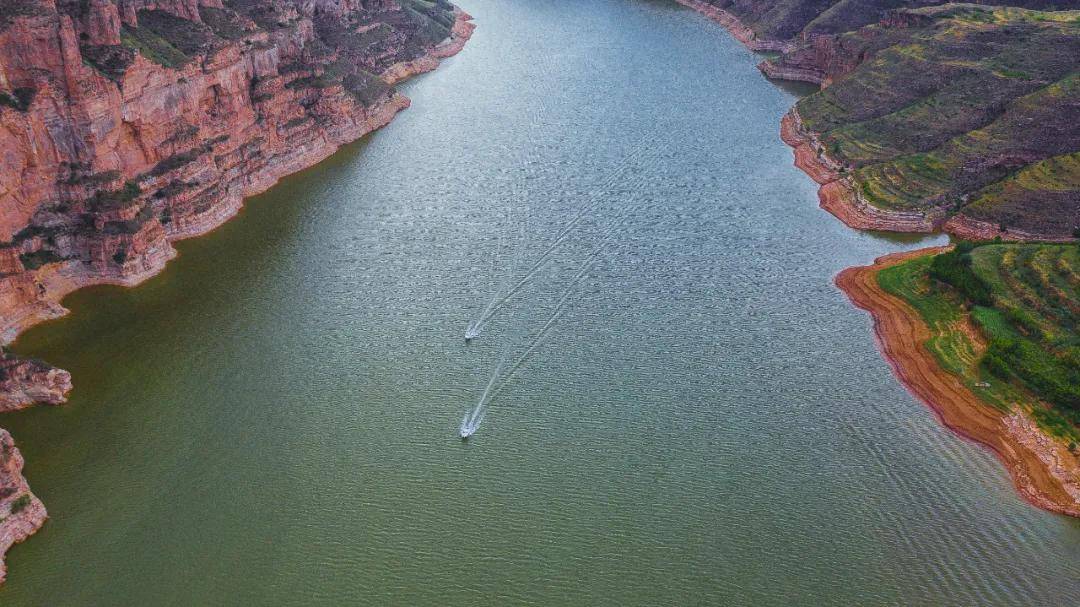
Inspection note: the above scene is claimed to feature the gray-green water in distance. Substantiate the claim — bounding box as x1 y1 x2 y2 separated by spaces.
2 1 1079 604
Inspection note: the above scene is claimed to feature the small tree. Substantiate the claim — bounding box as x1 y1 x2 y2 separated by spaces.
9 494 31 515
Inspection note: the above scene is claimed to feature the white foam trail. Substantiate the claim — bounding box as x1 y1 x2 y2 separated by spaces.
460 353 506 437
469 193 638 335
489 227 621 400
466 143 660 340
468 218 527 339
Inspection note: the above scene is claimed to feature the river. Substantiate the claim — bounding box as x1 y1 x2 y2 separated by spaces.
1 0 1078 604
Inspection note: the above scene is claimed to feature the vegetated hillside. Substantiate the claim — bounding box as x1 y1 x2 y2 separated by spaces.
879 242 1080 442
789 6 1079 237
0 0 465 352
699 0 1079 41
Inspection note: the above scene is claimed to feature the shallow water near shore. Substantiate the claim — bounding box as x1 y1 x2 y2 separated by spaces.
2 0 1079 604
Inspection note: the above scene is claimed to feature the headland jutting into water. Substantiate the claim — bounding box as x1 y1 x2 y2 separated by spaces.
0 0 472 582
837 249 1080 517
680 0 1080 516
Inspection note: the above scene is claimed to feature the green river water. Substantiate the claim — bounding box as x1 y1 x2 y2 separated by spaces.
1 0 1078 604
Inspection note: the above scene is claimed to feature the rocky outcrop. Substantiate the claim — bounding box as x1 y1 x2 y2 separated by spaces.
0 355 72 412
942 216 1076 244
0 429 47 585
0 0 472 583
381 7 475 84
780 108 942 233
757 30 871 86
674 0 793 52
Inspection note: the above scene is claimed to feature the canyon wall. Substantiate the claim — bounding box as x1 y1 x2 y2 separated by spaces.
0 0 472 349
0 0 472 581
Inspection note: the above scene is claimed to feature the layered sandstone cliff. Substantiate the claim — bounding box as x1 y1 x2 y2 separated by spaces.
0 428 47 584
0 0 473 347
0 0 472 582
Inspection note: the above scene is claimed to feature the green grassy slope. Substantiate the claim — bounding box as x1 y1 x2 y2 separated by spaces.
880 243 1080 442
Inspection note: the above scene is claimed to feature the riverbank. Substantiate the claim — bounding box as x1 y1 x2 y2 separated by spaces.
382 9 476 85
0 7 475 583
0 430 45 585
675 1 1078 243
674 0 1080 516
836 248 1080 517
778 109 1075 242
674 0 793 52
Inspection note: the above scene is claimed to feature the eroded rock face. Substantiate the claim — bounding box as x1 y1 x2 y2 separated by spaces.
0 0 472 584
0 355 72 412
0 428 47 585
0 0 472 376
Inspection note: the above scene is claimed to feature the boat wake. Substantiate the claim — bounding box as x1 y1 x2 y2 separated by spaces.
457 141 667 439
464 141 664 341
459 355 504 439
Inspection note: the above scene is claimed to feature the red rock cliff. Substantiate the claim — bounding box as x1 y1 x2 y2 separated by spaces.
0 0 472 582
0 0 472 376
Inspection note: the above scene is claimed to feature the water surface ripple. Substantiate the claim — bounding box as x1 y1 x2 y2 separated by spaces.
1 1 1078 605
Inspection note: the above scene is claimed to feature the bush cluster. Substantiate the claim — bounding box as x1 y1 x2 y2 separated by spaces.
928 242 992 306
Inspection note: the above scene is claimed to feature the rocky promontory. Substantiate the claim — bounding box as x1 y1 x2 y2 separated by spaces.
0 429 47 585
0 0 472 581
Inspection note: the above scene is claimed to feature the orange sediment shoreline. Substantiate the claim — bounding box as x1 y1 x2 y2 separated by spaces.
837 248 1080 517
779 110 944 233
674 2 1080 516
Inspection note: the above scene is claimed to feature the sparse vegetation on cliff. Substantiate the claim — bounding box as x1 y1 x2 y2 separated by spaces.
0 88 35 112
7 494 30 516
791 6 1080 236
120 24 190 70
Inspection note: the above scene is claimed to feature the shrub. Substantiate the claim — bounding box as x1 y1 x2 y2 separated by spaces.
89 180 142 211
81 43 136 81
19 250 64 270
199 6 251 41
9 494 31 515
0 87 35 111
149 148 203 177
121 24 189 69
929 244 992 305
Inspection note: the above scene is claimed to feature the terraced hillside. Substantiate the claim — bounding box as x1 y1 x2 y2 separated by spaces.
791 6 1080 237
699 0 1078 42
879 243 1080 442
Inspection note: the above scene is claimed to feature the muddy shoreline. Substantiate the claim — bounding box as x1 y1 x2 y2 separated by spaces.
836 248 1080 517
